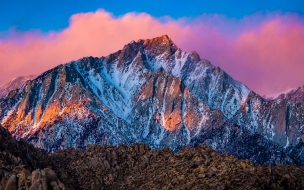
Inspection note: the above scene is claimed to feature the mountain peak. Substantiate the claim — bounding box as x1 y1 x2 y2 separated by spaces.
135 35 178 52
136 34 171 43
150 34 171 43
135 35 179 61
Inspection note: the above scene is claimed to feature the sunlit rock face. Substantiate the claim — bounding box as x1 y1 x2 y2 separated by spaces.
0 35 303 165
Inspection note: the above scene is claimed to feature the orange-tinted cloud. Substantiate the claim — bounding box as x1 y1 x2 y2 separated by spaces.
0 9 304 96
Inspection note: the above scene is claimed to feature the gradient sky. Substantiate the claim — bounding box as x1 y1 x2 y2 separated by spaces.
1 1 304 96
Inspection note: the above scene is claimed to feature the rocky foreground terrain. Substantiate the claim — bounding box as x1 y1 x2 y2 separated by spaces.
0 125 65 190
0 124 304 190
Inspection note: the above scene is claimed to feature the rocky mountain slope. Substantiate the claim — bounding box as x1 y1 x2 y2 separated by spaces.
1 123 303 190
0 35 303 165
0 75 36 98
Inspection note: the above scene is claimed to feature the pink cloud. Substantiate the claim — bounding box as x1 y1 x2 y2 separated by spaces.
216 16 304 96
0 9 304 96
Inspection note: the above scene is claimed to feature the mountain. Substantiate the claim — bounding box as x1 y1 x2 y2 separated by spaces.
0 75 36 98
0 35 303 165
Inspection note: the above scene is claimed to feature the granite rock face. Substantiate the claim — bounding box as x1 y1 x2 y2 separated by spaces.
0 35 304 165
0 168 65 190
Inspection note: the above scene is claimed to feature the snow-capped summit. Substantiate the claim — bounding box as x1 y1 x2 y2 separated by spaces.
0 35 303 165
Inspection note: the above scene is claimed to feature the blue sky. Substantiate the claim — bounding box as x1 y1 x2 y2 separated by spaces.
1 0 303 32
